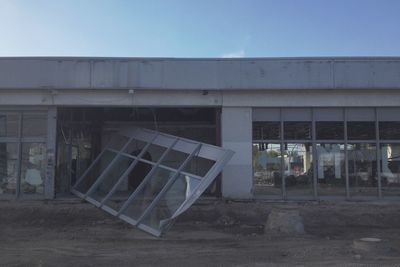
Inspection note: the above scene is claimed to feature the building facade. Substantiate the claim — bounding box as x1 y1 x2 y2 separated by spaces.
1 57 400 200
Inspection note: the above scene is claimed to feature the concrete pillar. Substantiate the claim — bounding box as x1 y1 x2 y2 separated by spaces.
45 107 57 199
221 107 253 199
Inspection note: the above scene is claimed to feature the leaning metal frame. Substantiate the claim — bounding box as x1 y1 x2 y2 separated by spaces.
71 127 234 236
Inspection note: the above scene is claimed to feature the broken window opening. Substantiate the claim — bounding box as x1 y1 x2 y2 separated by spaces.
71 127 233 237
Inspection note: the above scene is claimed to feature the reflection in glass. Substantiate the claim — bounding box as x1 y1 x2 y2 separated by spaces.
252 143 282 196
284 122 312 140
22 112 47 138
284 143 313 198
0 143 18 195
379 122 400 140
380 144 400 197
253 122 280 140
21 143 46 195
103 161 153 211
87 155 133 202
74 150 117 194
347 122 376 140
121 168 175 220
348 143 378 197
0 113 19 137
316 122 344 140
140 175 200 232
316 144 346 196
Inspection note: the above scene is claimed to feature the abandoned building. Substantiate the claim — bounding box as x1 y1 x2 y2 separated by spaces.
1 57 400 234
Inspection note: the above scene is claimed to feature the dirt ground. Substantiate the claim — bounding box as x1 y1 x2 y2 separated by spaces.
0 198 400 267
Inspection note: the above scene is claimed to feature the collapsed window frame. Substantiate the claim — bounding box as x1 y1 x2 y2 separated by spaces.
72 127 233 236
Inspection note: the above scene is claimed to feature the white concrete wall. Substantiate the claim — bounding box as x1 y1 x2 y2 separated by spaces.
221 107 253 199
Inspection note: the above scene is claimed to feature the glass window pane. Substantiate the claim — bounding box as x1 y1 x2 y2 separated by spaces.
347 122 376 140
379 122 400 140
183 156 215 177
105 134 130 151
252 122 280 140
123 138 148 156
380 144 400 197
253 143 282 197
21 143 46 195
120 168 176 220
0 113 19 137
316 122 344 140
348 143 378 197
140 175 200 232
284 122 312 140
0 143 18 195
284 143 313 198
316 144 346 196
22 112 47 138
87 155 134 203
143 144 167 163
103 161 153 211
74 149 117 194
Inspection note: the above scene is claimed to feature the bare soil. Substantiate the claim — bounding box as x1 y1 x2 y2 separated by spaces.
1 198 400 266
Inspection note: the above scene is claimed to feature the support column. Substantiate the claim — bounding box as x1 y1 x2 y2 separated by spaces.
45 107 57 199
221 107 253 199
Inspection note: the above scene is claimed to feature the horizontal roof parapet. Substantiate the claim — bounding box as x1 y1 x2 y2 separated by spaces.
0 57 400 90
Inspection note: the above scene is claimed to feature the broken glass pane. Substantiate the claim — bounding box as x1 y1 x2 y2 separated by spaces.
74 149 117 194
140 175 200 232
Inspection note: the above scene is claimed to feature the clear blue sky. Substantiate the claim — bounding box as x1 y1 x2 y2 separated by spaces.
1 0 400 57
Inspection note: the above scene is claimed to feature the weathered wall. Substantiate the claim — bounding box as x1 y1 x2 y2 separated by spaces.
1 57 400 90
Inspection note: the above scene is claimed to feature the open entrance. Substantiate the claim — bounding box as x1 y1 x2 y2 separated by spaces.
56 107 221 196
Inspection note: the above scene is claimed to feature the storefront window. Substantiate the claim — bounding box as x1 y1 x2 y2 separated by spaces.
0 113 19 137
379 122 400 140
250 108 400 200
284 143 313 198
0 143 19 195
348 143 378 197
252 143 282 196
0 111 48 198
253 122 280 140
316 144 346 196
284 122 312 140
347 122 376 140
380 144 400 197
316 122 344 140
22 112 47 138
20 143 47 195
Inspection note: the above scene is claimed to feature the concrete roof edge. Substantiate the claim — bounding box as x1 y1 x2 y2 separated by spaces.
1 56 400 62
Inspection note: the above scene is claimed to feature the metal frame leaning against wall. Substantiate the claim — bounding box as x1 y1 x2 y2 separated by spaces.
252 107 400 201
